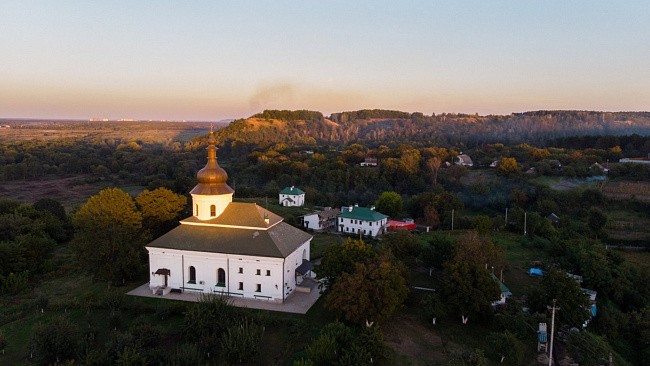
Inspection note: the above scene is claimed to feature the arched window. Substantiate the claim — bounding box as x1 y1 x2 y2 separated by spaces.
210 205 216 216
188 266 196 284
195 204 198 216
217 268 226 286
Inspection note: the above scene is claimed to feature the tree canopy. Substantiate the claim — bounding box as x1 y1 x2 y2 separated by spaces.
326 255 408 325
72 188 148 283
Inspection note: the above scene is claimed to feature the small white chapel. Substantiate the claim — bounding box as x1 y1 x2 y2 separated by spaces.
147 130 313 302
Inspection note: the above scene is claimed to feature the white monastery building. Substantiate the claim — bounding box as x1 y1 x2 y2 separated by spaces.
147 131 313 302
279 186 305 207
337 204 388 237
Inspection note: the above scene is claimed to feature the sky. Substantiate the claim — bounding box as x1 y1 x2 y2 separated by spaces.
1 1 649 121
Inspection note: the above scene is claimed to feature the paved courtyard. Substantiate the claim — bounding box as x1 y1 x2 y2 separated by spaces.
127 280 322 314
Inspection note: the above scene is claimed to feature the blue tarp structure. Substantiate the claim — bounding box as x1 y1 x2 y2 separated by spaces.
529 268 543 276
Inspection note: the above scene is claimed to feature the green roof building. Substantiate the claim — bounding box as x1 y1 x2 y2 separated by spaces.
279 186 305 207
337 205 389 237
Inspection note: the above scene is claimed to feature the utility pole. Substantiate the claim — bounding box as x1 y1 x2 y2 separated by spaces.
451 209 455 231
505 207 508 226
548 299 560 366
524 212 527 236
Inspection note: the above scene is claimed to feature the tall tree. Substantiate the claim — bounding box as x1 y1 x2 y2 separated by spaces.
374 191 403 218
527 269 590 328
497 157 519 176
135 187 187 236
326 255 407 325
442 232 503 323
72 188 147 283
427 157 442 185
316 238 375 289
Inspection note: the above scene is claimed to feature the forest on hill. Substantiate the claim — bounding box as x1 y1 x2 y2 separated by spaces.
212 109 650 149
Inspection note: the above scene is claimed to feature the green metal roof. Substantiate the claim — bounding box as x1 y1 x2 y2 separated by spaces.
491 273 512 296
338 206 388 221
279 186 305 195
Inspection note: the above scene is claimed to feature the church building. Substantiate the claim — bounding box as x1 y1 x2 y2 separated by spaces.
146 130 313 302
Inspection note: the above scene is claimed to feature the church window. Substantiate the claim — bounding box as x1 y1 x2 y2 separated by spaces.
238 282 243 290
256 284 261 292
188 266 196 284
266 270 271 276
238 267 243 274
217 268 225 286
256 269 261 275
210 205 216 216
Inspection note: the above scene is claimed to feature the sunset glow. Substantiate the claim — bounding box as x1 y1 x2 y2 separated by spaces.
1 1 648 120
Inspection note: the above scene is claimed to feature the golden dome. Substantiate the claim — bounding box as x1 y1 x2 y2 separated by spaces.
190 130 234 195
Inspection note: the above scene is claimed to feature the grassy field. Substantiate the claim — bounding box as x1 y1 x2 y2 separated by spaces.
529 176 600 190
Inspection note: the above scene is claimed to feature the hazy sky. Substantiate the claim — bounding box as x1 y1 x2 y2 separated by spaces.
1 1 648 120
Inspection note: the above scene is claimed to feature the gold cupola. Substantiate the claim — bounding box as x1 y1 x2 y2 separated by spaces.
190 128 234 220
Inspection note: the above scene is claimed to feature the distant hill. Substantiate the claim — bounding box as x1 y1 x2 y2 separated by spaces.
213 109 650 147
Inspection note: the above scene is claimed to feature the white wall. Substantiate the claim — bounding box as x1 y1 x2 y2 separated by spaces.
148 239 311 302
279 194 305 207
338 217 387 237
303 213 320 230
282 241 311 297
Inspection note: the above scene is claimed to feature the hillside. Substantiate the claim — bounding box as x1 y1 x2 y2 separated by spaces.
213 109 650 147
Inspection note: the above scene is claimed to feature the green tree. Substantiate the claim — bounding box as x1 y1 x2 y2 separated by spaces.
472 215 493 235
72 188 147 283
135 187 187 236
326 255 407 325
381 230 421 263
221 318 265 364
33 198 67 222
442 232 503 323
303 322 386 366
587 207 608 237
421 234 455 269
374 191 403 218
421 292 447 325
30 316 80 365
486 331 525 365
568 331 612 366
0 329 6 355
527 270 590 328
316 238 375 289
449 349 488 366
497 157 519 176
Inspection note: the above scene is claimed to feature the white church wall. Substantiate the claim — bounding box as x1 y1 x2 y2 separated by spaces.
282 241 311 297
148 247 291 301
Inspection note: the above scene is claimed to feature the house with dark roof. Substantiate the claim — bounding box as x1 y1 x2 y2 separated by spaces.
279 186 305 207
147 130 312 303
337 204 389 237
302 208 340 231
